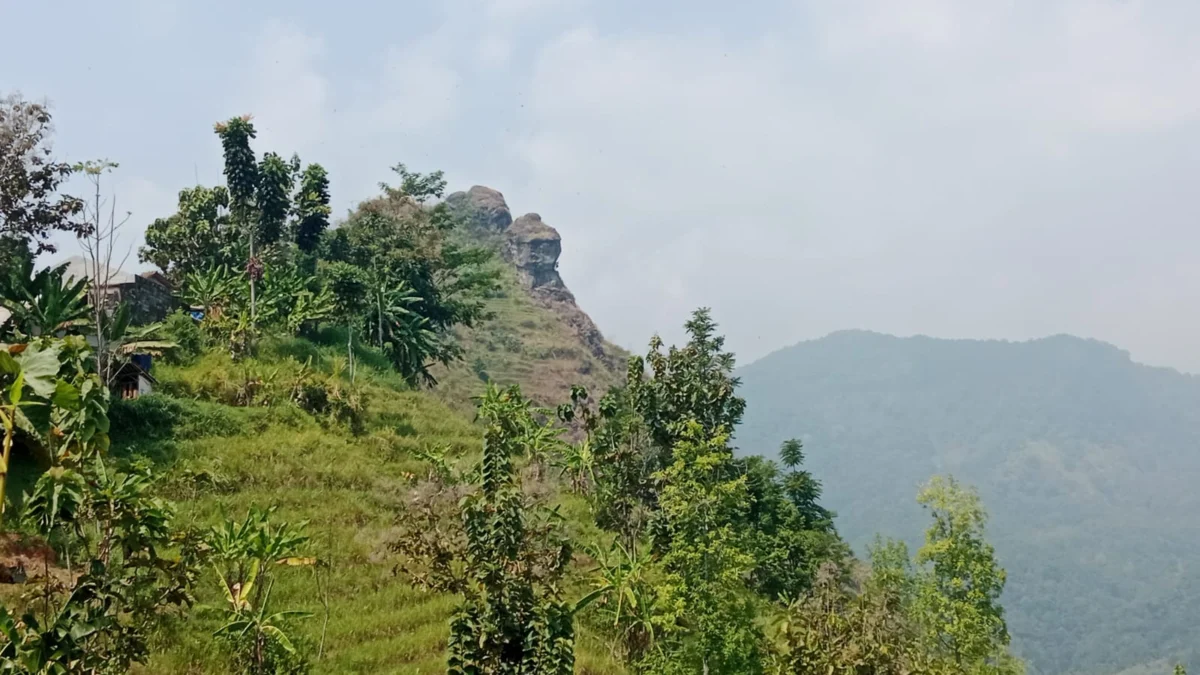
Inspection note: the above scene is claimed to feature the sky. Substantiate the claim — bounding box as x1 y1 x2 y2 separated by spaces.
4 0 1200 371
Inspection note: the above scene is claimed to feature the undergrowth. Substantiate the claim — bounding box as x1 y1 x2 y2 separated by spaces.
113 335 625 674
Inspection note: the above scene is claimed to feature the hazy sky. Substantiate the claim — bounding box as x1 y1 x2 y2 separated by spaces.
5 0 1200 371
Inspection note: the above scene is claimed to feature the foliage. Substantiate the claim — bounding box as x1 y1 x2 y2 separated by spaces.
2 455 200 674
161 309 205 364
0 94 86 254
140 185 237 278
914 475 1012 671
0 259 90 339
292 164 329 255
738 446 848 601
628 308 746 460
733 330 1200 674
642 421 764 675
206 507 314 675
256 152 294 248
393 384 594 675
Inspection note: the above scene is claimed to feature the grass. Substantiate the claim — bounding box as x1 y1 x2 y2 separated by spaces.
432 263 628 413
113 333 626 674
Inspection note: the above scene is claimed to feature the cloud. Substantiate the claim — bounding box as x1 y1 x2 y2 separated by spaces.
240 20 330 153
367 35 462 133
507 1 1200 368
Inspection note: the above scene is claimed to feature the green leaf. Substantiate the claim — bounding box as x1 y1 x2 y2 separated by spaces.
262 624 297 653
8 372 23 406
51 380 79 411
14 343 61 399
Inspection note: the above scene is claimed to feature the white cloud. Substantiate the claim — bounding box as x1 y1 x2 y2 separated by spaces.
367 35 462 133
505 1 1200 366
240 20 330 153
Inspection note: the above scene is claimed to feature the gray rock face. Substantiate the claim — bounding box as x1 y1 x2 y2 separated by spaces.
446 185 512 231
503 213 565 291
443 186 617 365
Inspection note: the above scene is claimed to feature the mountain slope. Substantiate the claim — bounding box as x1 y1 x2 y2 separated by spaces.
734 331 1200 675
433 186 627 409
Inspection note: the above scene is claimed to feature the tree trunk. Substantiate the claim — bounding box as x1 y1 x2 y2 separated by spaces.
0 414 13 528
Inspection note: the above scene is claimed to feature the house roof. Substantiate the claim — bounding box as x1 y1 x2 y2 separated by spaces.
57 255 138 286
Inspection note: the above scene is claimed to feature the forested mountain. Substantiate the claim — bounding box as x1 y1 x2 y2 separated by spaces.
736 330 1200 675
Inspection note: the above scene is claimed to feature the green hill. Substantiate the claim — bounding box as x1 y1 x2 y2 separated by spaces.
108 185 629 673
734 330 1200 675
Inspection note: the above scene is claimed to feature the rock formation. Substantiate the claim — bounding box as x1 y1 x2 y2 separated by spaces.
504 213 565 292
446 185 512 231
448 186 616 366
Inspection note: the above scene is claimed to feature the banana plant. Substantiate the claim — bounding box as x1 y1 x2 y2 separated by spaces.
213 558 311 668
0 260 90 339
206 508 314 673
0 341 63 526
588 538 659 664
96 302 176 385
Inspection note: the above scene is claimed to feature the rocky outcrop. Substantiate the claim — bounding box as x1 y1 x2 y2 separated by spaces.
446 186 512 231
447 187 618 366
504 213 565 292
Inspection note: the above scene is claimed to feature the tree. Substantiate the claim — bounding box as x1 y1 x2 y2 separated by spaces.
738 444 847 601
392 385 597 674
915 475 1012 672
293 163 329 254
325 163 499 383
324 262 368 381
628 308 746 468
74 159 133 384
140 185 237 278
645 421 763 675
256 152 293 248
214 116 262 323
3 456 200 673
0 93 86 254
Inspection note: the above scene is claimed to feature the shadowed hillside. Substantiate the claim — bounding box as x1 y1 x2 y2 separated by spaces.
735 330 1200 675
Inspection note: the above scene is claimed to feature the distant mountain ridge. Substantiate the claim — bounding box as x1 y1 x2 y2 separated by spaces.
735 330 1200 675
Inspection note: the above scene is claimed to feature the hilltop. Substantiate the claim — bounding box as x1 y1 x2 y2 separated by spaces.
735 330 1200 675
434 186 627 409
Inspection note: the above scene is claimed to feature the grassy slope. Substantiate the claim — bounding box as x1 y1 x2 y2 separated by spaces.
118 336 623 673
432 261 627 414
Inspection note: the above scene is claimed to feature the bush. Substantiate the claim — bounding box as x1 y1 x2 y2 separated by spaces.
161 310 205 364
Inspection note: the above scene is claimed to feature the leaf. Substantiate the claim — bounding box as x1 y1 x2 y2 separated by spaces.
572 587 609 615
14 343 61 399
276 556 317 567
8 372 23 406
262 624 297 653
51 380 79 411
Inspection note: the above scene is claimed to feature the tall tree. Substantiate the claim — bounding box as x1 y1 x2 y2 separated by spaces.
214 116 261 322
0 93 86 254
256 151 293 247
74 159 130 384
915 475 1012 671
628 308 746 464
293 163 330 254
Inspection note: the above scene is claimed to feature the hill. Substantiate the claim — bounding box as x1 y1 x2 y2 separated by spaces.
108 185 630 673
433 186 627 409
734 330 1200 675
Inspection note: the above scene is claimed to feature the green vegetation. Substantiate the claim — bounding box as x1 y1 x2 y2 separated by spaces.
736 330 1200 674
0 92 1176 675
